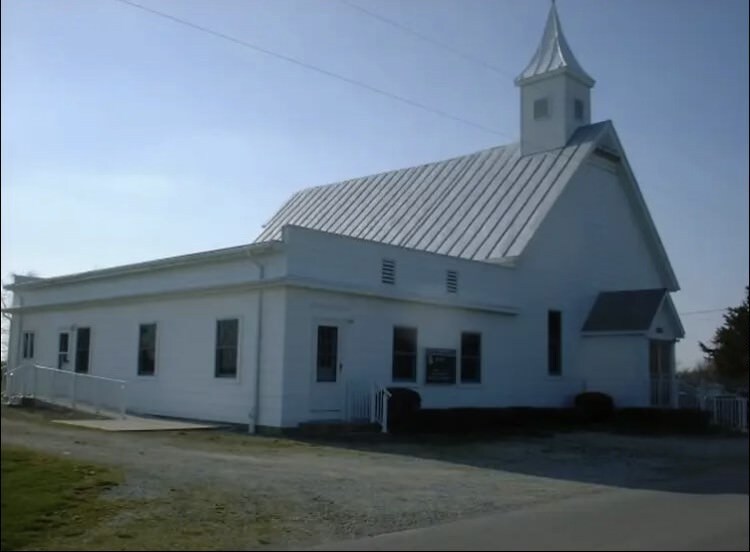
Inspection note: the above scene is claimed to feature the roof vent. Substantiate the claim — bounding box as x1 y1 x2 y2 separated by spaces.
446 270 458 293
381 259 396 285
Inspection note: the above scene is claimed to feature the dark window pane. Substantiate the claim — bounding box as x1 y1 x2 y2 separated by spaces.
461 357 480 383
23 332 35 359
215 320 239 377
77 328 90 350
316 326 338 382
461 332 481 383
139 324 156 351
393 354 416 381
59 333 69 353
392 327 417 381
76 328 91 373
217 319 239 347
138 324 157 375
138 349 155 375
461 333 481 357
548 311 562 376
394 327 417 353
215 348 238 377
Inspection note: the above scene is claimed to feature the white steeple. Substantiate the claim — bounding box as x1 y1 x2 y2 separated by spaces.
516 1 595 156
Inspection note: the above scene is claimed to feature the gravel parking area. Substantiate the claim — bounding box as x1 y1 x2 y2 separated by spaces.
2 406 747 550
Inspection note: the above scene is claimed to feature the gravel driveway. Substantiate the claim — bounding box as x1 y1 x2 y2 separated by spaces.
2 406 747 550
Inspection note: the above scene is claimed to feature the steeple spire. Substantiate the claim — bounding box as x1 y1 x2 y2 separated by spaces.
515 1 594 87
515 2 595 156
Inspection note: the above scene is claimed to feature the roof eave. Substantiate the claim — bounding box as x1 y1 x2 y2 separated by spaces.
514 66 595 88
6 240 284 291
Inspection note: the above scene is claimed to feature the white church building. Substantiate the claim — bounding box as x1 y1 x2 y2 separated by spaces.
5 4 684 431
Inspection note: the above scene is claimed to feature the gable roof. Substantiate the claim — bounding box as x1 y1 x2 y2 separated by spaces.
256 122 607 262
582 289 667 332
515 2 595 87
255 121 680 291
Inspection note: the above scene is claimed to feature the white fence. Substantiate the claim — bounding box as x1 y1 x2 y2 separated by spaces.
704 396 748 433
344 381 391 433
2 364 127 418
345 381 372 422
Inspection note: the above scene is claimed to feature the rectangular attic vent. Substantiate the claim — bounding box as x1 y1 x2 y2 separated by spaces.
381 259 396 285
446 270 458 293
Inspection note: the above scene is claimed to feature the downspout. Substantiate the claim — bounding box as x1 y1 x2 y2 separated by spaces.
9 293 24 370
247 257 265 434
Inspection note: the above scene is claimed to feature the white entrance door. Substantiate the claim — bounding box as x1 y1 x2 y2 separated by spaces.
309 321 346 417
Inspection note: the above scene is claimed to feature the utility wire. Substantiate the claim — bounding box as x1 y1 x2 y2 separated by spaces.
678 308 730 316
339 0 513 78
113 0 507 137
112 0 694 201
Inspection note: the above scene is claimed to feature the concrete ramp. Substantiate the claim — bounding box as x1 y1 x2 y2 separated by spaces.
54 416 222 432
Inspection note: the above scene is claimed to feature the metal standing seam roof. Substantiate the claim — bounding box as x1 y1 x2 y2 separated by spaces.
255 122 609 262
582 289 668 332
514 2 595 87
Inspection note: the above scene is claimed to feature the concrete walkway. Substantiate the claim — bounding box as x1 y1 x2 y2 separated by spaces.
54 416 221 431
310 484 749 551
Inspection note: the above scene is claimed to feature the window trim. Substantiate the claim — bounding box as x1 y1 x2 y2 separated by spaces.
392 326 418 383
22 331 35 360
137 322 159 377
214 317 241 380
459 331 482 384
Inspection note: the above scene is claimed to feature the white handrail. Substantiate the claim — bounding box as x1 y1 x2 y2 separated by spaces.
371 383 392 433
4 363 128 419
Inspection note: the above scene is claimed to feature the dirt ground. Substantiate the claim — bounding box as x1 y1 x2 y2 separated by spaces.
1 406 747 550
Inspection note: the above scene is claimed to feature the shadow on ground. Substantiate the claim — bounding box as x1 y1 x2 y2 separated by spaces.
288 428 749 496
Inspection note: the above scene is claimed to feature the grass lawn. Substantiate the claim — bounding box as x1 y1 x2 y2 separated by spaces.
1 440 294 550
1 446 123 551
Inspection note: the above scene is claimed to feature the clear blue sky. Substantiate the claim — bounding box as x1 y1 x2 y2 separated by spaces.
1 0 748 369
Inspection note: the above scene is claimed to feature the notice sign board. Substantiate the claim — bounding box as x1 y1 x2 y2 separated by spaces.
425 348 456 384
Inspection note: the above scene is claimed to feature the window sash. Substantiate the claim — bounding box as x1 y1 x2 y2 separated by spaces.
22 332 35 359
460 332 481 383
138 324 157 375
548 311 562 376
75 328 91 373
392 327 417 381
215 319 239 377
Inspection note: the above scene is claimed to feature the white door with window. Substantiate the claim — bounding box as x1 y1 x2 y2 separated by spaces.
649 340 674 407
309 320 346 416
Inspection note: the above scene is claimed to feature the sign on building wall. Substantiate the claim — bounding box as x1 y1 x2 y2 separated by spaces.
425 348 456 384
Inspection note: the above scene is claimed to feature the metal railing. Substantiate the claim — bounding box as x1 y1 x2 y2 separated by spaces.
370 383 391 434
3 363 127 419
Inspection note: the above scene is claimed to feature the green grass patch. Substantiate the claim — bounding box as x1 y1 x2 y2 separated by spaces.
1 446 123 550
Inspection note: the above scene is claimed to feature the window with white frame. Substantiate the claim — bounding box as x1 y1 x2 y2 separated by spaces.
215 319 239 378
138 324 157 376
534 98 550 119
22 331 35 359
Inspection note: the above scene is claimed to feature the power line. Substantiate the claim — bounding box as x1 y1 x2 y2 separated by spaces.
110 0 688 196
112 0 507 137
339 0 513 78
678 308 730 316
